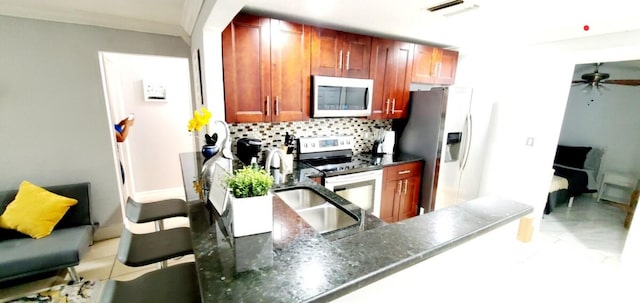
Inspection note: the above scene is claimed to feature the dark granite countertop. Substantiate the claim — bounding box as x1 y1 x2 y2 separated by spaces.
179 152 532 302
361 151 424 167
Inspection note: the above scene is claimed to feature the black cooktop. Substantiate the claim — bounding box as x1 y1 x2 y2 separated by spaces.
301 154 379 176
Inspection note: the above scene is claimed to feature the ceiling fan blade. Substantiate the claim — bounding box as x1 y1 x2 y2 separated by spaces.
602 79 640 86
595 85 603 95
572 80 588 83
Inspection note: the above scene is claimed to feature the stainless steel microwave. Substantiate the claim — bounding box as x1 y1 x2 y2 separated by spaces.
312 75 374 118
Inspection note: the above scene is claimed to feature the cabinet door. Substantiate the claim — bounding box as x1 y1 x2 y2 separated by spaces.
388 41 414 119
435 49 458 85
380 179 401 223
270 20 310 122
310 27 342 77
411 44 438 84
342 33 371 79
398 176 421 221
369 38 395 119
412 46 458 85
222 14 271 123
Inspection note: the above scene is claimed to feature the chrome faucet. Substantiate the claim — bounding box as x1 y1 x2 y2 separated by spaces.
265 148 288 184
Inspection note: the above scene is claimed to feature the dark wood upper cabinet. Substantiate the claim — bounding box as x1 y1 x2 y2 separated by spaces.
222 13 457 123
436 49 459 85
369 38 414 119
311 28 371 79
270 19 310 122
223 14 310 123
411 44 458 85
222 14 270 123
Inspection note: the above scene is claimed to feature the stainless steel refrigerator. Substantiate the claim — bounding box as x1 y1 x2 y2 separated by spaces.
395 87 487 212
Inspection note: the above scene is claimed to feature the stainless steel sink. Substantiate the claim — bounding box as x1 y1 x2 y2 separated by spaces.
275 188 358 234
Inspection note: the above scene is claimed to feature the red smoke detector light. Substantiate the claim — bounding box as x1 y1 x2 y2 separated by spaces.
583 25 590 31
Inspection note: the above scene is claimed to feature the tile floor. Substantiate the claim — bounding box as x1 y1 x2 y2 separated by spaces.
539 194 629 261
0 194 634 302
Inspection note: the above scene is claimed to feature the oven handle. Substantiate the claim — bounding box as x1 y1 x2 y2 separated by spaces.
324 169 383 184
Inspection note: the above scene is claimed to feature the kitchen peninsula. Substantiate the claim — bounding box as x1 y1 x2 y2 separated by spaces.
179 153 532 302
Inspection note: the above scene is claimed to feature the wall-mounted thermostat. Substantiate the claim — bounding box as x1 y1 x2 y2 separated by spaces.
143 80 167 102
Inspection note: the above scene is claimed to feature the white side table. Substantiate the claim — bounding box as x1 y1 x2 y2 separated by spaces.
597 171 638 205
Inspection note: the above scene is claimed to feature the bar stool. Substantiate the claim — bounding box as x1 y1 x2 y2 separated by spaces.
123 197 190 268
125 197 188 231
117 227 193 267
96 261 201 303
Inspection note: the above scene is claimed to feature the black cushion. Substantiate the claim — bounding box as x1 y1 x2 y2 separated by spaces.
554 145 592 169
0 227 29 241
98 262 201 303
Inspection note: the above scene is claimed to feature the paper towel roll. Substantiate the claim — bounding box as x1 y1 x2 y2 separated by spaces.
382 131 395 154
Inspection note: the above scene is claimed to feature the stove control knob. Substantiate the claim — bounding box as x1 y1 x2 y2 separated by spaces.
311 143 316 147
340 140 344 145
303 143 308 148
346 139 350 144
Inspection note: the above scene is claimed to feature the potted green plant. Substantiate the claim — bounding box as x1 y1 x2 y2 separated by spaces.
225 166 274 237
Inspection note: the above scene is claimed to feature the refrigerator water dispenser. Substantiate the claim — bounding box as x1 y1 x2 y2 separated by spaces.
445 132 462 162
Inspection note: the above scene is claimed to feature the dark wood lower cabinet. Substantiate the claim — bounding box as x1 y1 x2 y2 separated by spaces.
380 161 423 223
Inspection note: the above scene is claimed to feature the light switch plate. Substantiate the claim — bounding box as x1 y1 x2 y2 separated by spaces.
525 137 535 146
143 80 167 102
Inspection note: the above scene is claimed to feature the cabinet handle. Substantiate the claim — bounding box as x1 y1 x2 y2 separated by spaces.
397 180 403 194
385 99 390 115
391 99 396 114
339 50 343 70
398 170 411 175
436 62 441 76
266 96 270 116
346 51 350 70
275 96 279 115
403 180 408 194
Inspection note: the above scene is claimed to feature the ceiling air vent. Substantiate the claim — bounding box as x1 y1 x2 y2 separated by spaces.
426 0 479 17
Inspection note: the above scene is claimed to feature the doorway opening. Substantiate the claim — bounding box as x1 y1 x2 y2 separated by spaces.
541 59 640 260
99 52 195 232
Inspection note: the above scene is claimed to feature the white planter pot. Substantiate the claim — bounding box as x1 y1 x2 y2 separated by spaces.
230 192 273 237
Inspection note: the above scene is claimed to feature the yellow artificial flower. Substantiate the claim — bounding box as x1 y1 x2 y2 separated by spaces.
193 180 202 194
187 108 212 132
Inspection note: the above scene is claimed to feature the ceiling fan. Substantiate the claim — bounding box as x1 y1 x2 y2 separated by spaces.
572 62 640 93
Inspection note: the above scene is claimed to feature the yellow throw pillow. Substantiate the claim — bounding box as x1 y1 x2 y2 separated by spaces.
0 181 78 239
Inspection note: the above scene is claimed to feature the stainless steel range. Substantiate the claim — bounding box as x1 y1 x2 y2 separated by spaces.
298 135 382 217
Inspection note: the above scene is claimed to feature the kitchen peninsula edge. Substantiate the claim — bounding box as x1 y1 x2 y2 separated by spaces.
179 152 533 302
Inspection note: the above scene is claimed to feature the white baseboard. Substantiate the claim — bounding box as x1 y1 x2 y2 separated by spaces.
93 223 123 241
132 187 186 202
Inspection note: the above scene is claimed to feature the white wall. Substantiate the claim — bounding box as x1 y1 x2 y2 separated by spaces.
0 15 189 239
190 0 245 125
559 64 640 179
102 53 194 194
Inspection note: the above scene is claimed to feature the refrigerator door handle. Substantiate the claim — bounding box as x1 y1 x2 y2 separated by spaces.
460 113 473 171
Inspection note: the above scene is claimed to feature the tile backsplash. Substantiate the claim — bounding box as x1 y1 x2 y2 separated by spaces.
228 118 392 162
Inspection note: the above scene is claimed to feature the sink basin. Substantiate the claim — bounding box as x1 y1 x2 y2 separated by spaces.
275 188 358 234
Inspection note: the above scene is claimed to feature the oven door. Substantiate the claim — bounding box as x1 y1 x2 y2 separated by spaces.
323 169 382 217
